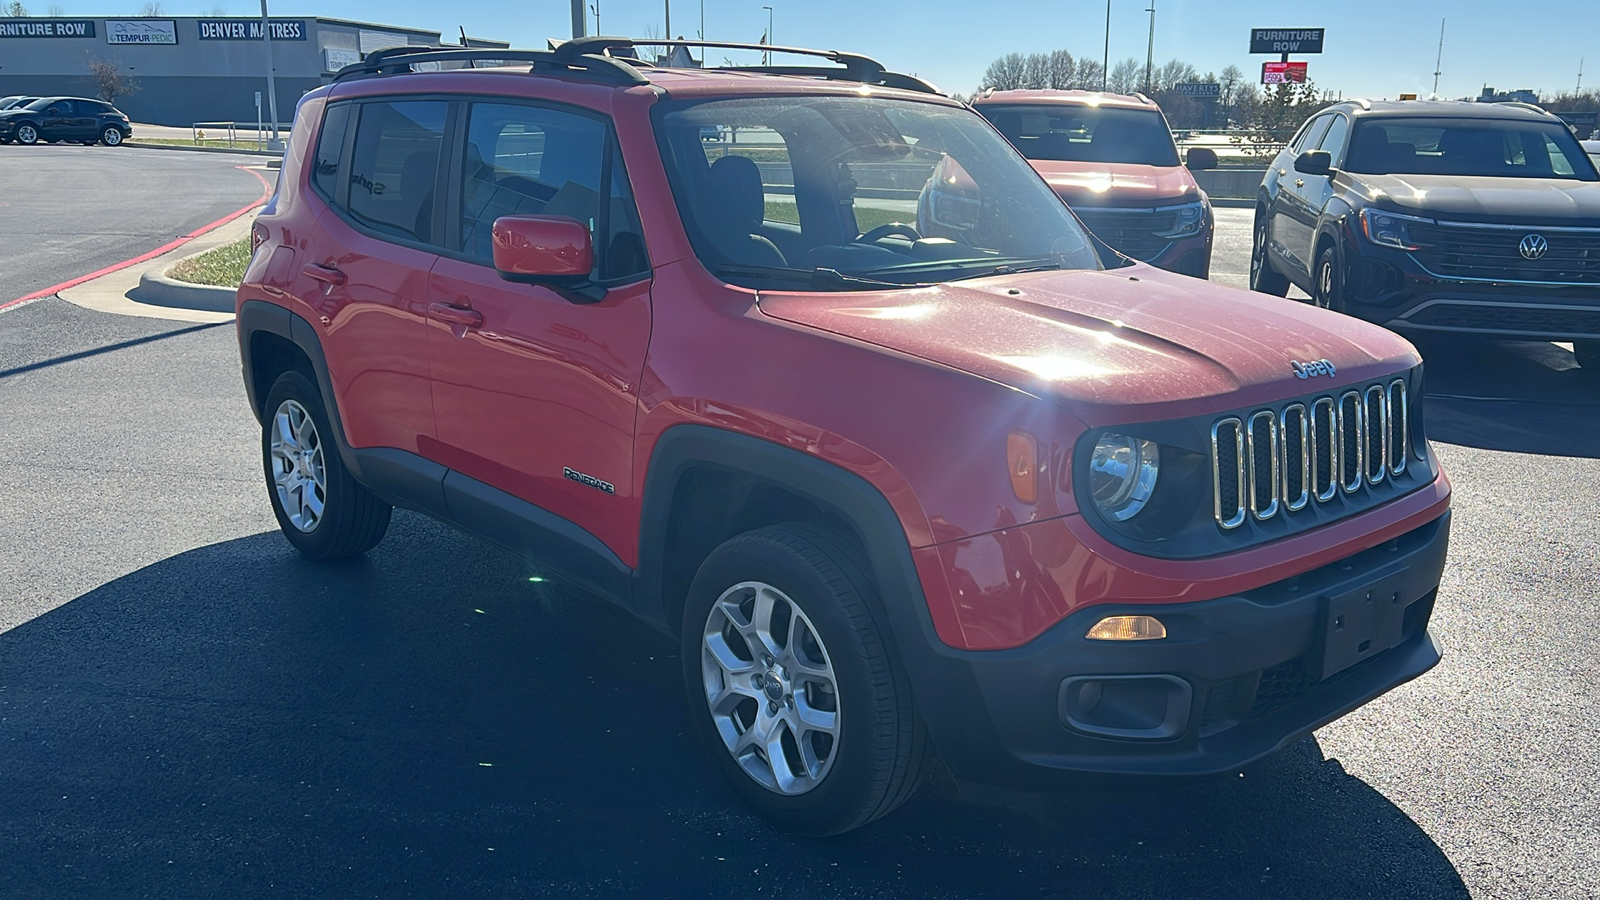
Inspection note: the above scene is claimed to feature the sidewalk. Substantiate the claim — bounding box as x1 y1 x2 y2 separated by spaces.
58 210 256 324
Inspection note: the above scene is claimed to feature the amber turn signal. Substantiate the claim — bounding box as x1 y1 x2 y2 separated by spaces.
1007 431 1038 503
1085 615 1167 641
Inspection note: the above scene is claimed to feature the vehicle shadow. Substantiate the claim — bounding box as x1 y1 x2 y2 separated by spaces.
1413 335 1600 458
0 514 1468 900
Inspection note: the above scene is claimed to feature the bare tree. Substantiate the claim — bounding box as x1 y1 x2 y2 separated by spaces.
1107 58 1142 94
1157 59 1197 92
4 1 29 15
1046 49 1076 90
1074 59 1104 91
1021 53 1049 90
86 54 139 102
208 4 226 14
978 53 1027 92
138 0 161 14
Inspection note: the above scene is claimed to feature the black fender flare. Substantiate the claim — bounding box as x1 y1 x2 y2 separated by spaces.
237 299 364 480
634 425 1006 769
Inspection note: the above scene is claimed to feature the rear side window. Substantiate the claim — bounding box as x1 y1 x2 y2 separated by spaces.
311 103 351 201
345 100 449 245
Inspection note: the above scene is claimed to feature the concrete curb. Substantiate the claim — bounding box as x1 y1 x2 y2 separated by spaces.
124 141 282 159
134 260 238 314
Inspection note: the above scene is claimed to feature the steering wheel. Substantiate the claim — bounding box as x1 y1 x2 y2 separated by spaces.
856 223 923 244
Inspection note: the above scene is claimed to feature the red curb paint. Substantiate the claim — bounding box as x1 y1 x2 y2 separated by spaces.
0 164 274 314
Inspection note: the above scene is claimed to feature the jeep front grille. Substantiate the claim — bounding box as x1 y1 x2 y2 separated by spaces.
1211 379 1411 529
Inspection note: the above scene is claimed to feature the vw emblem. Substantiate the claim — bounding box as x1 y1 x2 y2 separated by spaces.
1519 234 1549 261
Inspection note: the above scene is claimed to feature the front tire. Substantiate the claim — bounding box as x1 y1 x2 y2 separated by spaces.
15 124 39 145
681 523 928 836
1250 213 1291 297
1312 245 1346 312
261 370 391 560
101 127 123 146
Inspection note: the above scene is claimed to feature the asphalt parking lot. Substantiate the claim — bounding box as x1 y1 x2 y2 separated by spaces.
1 148 1597 899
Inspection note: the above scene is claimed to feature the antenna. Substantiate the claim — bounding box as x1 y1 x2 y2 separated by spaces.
1431 18 1445 96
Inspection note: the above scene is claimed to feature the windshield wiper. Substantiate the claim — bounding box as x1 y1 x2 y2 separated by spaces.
946 261 1064 282
856 256 1067 281
717 263 930 291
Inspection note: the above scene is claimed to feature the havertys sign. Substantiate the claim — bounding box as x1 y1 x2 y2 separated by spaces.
1250 28 1325 54
198 19 308 41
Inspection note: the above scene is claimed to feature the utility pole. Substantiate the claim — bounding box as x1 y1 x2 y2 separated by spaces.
259 0 280 150
571 0 585 37
1578 56 1584 93
664 0 670 39
1101 0 1110 91
1143 0 1156 93
1431 18 1445 97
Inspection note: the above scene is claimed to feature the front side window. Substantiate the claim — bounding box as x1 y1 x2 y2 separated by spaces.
345 100 449 244
654 95 1102 290
1345 117 1599 179
1318 114 1351 165
978 104 1180 167
458 102 606 261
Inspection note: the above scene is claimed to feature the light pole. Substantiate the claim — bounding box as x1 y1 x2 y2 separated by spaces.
1102 0 1110 91
571 0 585 37
1143 0 1155 93
589 0 600 35
259 0 280 150
762 6 772 65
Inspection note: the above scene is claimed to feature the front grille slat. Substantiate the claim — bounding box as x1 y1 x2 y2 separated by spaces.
1211 378 1413 529
1409 223 1600 284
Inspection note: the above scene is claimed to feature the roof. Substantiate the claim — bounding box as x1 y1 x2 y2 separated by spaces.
973 89 1155 111
1337 99 1559 121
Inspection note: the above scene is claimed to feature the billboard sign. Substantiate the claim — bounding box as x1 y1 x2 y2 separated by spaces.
1173 82 1221 98
0 19 96 38
106 19 177 44
198 19 308 40
1262 61 1309 84
1250 28 1324 55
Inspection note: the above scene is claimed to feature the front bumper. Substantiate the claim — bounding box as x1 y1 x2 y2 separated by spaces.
1339 234 1600 341
902 512 1449 787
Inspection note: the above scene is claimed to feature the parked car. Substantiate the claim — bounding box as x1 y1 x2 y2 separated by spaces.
238 39 1451 835
1251 100 1600 369
953 89 1214 278
0 96 132 146
0 95 39 111
1584 138 1600 170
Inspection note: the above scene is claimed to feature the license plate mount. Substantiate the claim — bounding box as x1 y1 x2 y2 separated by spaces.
1321 576 1408 679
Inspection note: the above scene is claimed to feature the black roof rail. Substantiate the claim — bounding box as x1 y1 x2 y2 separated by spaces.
332 45 648 85
554 37 940 94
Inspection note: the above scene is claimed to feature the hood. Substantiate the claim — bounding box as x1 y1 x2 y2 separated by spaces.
1028 160 1201 207
756 265 1418 419
1355 173 1600 224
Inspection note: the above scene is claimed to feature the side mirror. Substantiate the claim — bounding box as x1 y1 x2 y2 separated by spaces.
492 215 593 283
1294 149 1333 176
45 107 62 116
1186 147 1218 171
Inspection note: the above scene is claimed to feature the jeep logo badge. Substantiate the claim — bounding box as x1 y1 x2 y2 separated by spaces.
1519 234 1549 261
1291 358 1337 379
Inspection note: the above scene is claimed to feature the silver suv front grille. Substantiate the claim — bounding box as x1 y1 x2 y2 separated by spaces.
1211 379 1410 529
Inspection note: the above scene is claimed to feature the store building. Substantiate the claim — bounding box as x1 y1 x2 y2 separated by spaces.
0 16 507 126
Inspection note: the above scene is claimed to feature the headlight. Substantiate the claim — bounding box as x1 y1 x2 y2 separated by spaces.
1089 433 1160 522
1359 208 1432 250
1156 201 1207 238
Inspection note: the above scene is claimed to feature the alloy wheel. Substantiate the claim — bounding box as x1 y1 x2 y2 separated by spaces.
17 124 37 145
269 399 327 532
700 581 841 795
1250 222 1268 286
103 128 122 146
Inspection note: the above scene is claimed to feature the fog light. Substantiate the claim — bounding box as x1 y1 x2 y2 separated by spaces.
1085 615 1167 641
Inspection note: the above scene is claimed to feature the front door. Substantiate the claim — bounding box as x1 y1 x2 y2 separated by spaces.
425 99 653 563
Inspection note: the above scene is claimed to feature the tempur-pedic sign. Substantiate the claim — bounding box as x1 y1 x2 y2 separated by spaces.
0 19 97 38
106 19 178 44
198 19 308 40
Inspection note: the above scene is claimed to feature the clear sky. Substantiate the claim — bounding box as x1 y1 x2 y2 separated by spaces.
182 0 1596 101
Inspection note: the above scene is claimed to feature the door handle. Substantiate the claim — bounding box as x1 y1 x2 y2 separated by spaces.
428 301 483 329
303 263 346 287
1278 168 1287 176
1294 179 1306 188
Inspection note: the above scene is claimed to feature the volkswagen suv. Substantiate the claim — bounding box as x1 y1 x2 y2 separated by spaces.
237 40 1451 835
1251 100 1600 369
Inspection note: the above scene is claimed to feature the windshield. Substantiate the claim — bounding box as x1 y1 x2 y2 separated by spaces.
977 104 1180 167
653 95 1103 291
1345 117 1599 180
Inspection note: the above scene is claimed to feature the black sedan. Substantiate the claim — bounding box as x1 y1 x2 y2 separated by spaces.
0 96 132 146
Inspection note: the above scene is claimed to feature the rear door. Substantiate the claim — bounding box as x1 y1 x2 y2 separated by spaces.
294 96 448 459
424 98 653 564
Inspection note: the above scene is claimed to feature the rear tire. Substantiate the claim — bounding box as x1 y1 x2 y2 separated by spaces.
261 370 391 560
1250 212 1291 297
680 523 929 836
1574 340 1600 372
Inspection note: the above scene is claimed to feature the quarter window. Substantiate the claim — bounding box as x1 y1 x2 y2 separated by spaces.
345 100 449 245
310 102 351 202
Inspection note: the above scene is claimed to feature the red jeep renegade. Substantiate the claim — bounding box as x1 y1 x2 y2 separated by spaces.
237 39 1452 836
